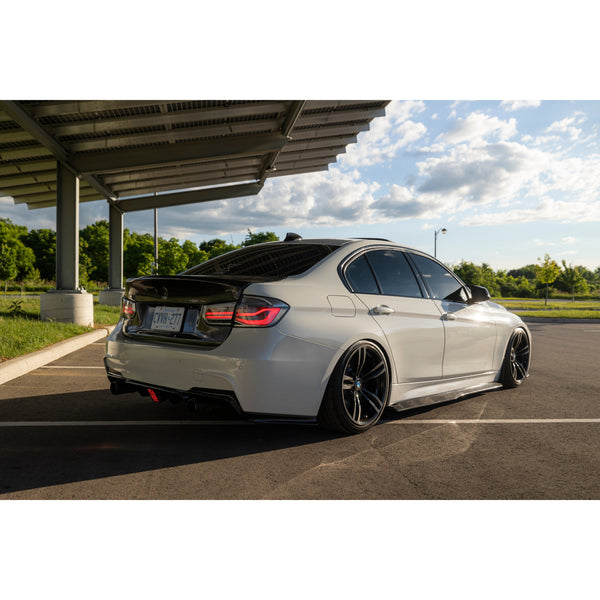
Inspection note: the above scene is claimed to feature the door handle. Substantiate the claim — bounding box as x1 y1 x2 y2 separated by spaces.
442 312 457 321
372 305 395 315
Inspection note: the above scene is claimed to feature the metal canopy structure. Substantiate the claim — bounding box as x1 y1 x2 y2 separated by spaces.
0 99 390 324
0 100 389 212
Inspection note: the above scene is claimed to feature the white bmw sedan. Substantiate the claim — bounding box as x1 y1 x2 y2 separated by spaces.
104 235 531 433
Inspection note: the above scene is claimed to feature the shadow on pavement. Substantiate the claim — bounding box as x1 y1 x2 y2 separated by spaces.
0 389 339 496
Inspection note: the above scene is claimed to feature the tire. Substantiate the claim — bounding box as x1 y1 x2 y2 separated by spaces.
500 328 530 388
317 341 390 434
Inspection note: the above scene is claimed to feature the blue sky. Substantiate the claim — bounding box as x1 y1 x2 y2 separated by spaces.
2 100 599 270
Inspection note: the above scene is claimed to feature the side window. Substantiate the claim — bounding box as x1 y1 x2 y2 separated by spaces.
345 254 379 294
366 250 423 297
409 253 467 301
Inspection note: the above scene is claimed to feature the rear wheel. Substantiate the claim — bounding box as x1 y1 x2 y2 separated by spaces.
317 341 390 434
500 328 530 388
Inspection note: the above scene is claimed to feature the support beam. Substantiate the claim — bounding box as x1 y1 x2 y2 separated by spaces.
116 181 263 212
40 164 93 325
0 100 115 201
71 133 288 174
55 164 79 290
99 203 125 306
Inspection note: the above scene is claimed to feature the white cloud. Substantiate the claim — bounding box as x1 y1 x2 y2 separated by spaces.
461 197 600 226
149 168 382 237
562 236 576 244
547 115 585 141
340 100 427 168
501 100 541 111
436 112 517 148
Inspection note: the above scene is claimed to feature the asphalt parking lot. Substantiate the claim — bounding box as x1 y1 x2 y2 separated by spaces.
0 320 599 499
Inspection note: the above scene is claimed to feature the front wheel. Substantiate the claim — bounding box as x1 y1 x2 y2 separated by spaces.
317 341 390 434
500 328 530 388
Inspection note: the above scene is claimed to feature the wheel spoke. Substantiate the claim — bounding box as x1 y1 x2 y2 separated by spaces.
342 375 354 390
359 387 383 413
354 346 367 378
515 359 527 380
352 393 361 422
361 360 386 383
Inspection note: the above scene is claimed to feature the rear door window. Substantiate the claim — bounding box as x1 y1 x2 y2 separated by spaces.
366 250 423 297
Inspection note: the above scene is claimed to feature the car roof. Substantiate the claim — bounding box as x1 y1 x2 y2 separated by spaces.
282 237 423 254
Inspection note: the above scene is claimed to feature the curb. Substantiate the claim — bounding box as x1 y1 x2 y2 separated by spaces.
0 325 115 386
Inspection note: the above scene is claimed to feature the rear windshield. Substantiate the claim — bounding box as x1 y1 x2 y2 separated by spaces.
184 243 341 278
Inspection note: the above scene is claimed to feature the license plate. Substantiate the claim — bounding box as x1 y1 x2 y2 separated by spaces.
150 306 185 332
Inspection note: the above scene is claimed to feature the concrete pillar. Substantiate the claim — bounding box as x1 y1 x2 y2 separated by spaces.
56 164 79 290
99 203 125 306
40 163 94 326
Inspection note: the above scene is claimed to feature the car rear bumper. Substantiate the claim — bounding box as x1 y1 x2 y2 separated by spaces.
104 321 340 417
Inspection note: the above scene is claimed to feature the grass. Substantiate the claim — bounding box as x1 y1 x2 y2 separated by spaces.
511 310 600 319
495 298 600 319
0 295 121 363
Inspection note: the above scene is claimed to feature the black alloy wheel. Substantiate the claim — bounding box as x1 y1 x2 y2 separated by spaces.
500 328 530 388
318 341 390 434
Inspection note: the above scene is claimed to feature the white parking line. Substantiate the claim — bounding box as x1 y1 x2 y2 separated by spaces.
383 418 600 424
0 420 250 427
39 366 105 369
0 418 599 428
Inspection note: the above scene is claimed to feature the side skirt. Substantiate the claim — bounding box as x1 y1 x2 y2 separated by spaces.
387 381 504 413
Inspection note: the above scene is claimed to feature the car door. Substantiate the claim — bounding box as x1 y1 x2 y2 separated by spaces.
407 252 497 377
344 249 444 383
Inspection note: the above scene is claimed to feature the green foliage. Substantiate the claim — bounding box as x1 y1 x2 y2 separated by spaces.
536 254 561 285
0 218 35 289
158 237 189 275
452 261 500 296
22 228 56 280
80 220 109 281
199 238 238 259
123 230 155 277
7 298 25 316
556 260 589 300
536 254 562 305
181 240 208 269
242 229 279 246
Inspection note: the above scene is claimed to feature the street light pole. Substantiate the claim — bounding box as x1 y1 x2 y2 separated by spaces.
434 227 447 258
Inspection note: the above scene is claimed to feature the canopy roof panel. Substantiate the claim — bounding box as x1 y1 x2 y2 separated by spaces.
0 100 389 212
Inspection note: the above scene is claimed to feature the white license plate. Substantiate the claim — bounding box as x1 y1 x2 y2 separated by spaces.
150 306 185 332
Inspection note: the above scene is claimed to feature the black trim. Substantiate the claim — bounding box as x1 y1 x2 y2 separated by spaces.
106 374 244 416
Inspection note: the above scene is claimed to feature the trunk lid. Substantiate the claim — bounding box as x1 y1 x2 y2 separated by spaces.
122 275 255 347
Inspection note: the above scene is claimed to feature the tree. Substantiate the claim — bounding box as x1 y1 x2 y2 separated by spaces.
22 228 56 281
452 260 499 296
536 254 561 306
0 242 18 292
80 220 109 282
0 218 36 290
242 229 279 246
558 260 588 301
158 237 189 275
123 230 155 278
199 238 238 259
181 240 208 269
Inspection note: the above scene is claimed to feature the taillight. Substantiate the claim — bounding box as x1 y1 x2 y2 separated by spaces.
121 297 136 319
203 296 288 328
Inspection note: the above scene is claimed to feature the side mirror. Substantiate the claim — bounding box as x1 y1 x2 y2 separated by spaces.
468 285 491 304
